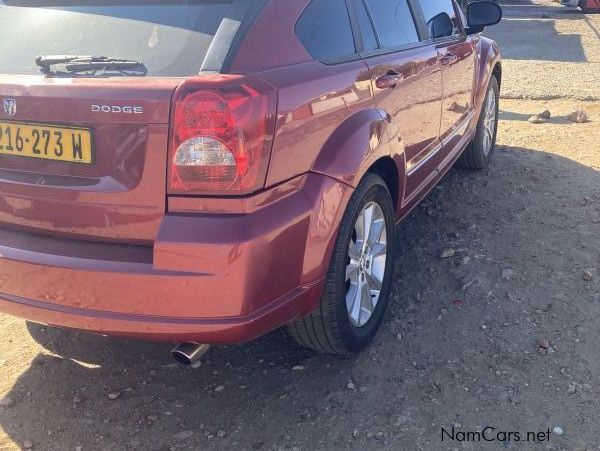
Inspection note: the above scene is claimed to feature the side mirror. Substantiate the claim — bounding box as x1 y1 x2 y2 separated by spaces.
428 12 454 39
466 1 503 35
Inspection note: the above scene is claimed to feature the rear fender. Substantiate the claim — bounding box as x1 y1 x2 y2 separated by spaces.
311 108 393 188
472 36 502 118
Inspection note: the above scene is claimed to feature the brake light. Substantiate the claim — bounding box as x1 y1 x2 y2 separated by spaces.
169 75 277 195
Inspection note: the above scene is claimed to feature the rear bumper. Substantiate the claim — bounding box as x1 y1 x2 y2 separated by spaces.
0 173 353 343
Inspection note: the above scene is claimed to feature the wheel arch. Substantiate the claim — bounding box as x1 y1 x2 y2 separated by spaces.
311 108 404 215
468 37 502 138
365 157 400 215
492 60 502 90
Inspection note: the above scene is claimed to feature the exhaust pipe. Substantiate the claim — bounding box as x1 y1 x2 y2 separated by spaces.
171 342 210 368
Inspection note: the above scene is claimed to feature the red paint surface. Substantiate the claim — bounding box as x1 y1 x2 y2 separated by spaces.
583 0 600 10
0 1 501 343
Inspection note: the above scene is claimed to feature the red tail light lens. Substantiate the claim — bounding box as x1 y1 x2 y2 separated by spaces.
169 75 277 195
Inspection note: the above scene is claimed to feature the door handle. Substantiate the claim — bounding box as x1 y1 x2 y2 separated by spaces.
439 51 459 65
375 71 403 89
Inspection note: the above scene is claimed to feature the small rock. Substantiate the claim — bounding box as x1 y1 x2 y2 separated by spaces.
537 339 550 350
440 248 456 259
566 109 589 123
481 325 488 330
0 397 14 407
346 382 357 390
528 110 551 124
502 269 515 280
552 426 564 435
173 430 194 441
447 101 461 112
582 269 594 281
107 392 121 401
291 365 305 371
538 347 548 355
461 256 471 265
217 430 226 438
73 396 82 404
396 333 402 341
214 385 225 392
23 440 33 449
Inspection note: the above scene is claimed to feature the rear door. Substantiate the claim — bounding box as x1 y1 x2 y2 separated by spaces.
0 0 261 244
415 0 476 152
354 0 444 198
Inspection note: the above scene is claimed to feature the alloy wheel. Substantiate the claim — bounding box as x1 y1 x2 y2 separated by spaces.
482 88 497 156
345 201 388 328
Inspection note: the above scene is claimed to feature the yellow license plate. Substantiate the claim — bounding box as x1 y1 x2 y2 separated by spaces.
0 121 93 165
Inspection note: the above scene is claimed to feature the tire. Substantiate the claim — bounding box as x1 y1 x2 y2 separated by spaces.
287 173 396 354
457 75 500 170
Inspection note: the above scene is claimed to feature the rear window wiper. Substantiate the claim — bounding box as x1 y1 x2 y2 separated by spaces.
35 55 147 77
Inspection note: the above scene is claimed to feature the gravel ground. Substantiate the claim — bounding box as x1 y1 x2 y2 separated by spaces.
486 0 600 100
1 2 600 451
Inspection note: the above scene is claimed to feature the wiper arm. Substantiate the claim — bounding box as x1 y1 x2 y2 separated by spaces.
35 55 147 77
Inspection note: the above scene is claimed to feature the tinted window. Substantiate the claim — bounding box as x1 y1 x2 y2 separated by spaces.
296 0 356 61
352 0 379 51
364 0 419 48
417 0 461 39
0 0 264 76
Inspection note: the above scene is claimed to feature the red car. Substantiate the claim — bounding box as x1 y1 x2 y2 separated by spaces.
561 0 600 12
0 0 502 362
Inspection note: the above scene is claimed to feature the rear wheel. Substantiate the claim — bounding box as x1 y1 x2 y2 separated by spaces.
287 173 396 354
457 75 499 169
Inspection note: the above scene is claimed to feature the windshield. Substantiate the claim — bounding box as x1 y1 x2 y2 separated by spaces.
0 0 262 76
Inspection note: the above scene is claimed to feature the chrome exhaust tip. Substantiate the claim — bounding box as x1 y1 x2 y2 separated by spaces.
171 342 210 368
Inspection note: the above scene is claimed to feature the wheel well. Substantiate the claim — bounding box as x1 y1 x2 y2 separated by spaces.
492 62 502 89
367 157 400 211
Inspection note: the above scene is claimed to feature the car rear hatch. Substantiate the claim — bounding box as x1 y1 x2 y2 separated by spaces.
0 76 179 244
0 0 263 244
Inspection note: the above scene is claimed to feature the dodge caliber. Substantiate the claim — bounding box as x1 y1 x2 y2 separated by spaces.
0 0 502 360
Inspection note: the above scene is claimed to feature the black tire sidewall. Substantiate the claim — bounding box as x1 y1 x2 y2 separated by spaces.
332 176 396 353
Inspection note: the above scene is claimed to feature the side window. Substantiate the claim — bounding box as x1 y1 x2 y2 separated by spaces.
416 0 461 39
296 0 356 62
363 0 419 49
352 0 379 52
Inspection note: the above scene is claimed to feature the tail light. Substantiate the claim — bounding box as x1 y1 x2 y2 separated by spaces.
169 75 277 195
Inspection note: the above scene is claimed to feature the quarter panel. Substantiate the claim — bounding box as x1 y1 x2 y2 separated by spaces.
311 108 390 187
260 60 375 187
229 0 312 73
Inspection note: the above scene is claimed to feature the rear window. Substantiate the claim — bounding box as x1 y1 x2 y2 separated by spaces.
0 0 264 76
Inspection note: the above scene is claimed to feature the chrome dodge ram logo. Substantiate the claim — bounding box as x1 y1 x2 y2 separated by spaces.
3 99 16 117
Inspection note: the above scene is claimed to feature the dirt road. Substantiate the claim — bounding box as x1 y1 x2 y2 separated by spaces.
1 1 599 450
